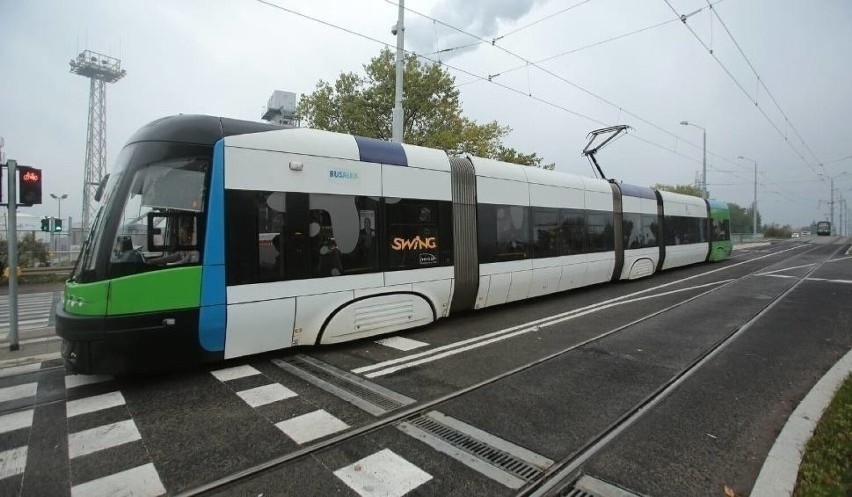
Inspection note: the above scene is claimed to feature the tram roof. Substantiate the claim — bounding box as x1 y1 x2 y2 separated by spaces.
126 115 285 147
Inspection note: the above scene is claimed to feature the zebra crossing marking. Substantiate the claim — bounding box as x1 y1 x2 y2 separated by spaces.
65 374 113 390
374 336 430 351
333 448 432 497
275 409 349 444
70 462 166 497
66 391 125 418
0 362 41 378
210 364 261 382
0 409 34 435
0 382 38 403
68 419 142 459
235 383 297 408
0 446 28 480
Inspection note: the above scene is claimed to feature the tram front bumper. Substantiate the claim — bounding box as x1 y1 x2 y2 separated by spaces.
55 306 215 375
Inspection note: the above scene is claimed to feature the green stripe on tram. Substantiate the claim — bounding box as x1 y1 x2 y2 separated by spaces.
107 266 202 315
64 266 203 317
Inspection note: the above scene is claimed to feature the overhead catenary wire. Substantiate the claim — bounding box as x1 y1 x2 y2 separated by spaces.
662 0 825 182
253 0 739 181
384 0 747 173
704 0 824 170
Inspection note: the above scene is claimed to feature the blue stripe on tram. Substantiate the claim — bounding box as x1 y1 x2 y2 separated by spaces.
354 135 408 166
199 139 227 352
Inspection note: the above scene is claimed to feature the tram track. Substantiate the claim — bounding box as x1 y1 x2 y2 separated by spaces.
520 239 848 496
177 238 834 495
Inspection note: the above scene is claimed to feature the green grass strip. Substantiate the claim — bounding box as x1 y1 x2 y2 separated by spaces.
793 372 852 496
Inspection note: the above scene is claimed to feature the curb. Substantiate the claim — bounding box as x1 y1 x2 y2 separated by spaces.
750 347 852 496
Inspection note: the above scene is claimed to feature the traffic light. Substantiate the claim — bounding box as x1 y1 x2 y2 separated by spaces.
53 218 62 232
41 217 50 232
18 167 42 206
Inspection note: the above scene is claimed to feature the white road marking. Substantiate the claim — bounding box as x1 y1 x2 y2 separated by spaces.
359 280 732 378
0 409 34 435
210 364 261 382
334 448 432 497
0 362 41 378
374 336 430 351
65 374 113 390
757 263 816 275
275 409 349 444
68 419 142 459
70 462 166 497
236 383 297 408
0 335 61 347
66 391 126 418
758 274 852 285
0 446 27 480
0 382 38 404
751 347 852 497
825 255 852 263
0 353 61 369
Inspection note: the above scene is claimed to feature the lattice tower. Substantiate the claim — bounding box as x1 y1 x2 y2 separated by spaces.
69 50 126 232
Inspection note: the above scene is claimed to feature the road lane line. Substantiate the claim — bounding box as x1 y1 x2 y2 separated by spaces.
275 409 349 444
235 383 297 408
210 364 261 382
0 446 28 480
351 244 807 375
333 448 432 497
362 280 733 378
374 336 429 351
757 263 816 275
0 362 41 378
65 374 114 390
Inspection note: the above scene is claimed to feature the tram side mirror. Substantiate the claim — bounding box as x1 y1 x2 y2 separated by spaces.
147 212 199 252
94 174 110 202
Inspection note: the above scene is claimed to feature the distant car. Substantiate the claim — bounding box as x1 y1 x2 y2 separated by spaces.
801 230 811 236
791 232 800 238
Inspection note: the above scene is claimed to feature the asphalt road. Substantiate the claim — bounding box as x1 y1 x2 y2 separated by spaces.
0 236 849 497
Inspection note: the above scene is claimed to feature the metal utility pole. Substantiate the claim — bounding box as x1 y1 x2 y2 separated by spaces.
680 121 707 199
738 155 758 236
392 0 405 143
6 159 19 351
830 178 835 234
70 50 126 232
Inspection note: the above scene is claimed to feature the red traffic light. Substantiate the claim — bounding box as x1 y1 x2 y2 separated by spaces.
18 166 42 206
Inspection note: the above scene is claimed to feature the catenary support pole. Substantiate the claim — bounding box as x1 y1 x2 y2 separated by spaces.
392 0 405 143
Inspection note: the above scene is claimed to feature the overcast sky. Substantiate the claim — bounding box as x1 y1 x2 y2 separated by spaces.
1 0 850 230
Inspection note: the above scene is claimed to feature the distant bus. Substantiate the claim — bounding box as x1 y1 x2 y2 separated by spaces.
816 221 831 236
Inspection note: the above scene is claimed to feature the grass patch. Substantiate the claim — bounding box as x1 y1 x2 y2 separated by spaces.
793 372 852 496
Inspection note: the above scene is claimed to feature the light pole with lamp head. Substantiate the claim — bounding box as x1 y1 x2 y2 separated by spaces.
738 156 758 237
680 121 707 199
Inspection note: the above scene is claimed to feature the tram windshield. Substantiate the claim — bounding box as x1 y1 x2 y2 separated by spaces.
72 142 211 283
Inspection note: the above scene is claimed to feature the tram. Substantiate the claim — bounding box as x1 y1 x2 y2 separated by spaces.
56 115 732 374
816 221 831 236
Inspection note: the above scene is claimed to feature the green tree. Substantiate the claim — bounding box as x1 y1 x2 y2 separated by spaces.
652 183 703 197
727 202 762 234
0 232 50 270
297 49 548 167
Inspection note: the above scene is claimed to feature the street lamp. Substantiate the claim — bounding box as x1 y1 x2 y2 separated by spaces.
50 193 68 220
680 121 707 199
738 156 758 237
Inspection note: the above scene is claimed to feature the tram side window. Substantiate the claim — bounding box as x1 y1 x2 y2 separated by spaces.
308 194 380 278
664 215 705 245
478 204 530 263
559 209 586 255
385 198 453 270
586 211 614 252
642 214 659 247
623 213 642 249
712 218 730 241
532 208 559 258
